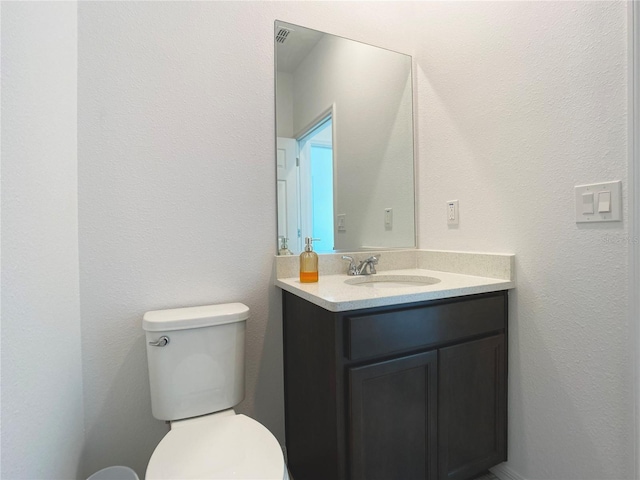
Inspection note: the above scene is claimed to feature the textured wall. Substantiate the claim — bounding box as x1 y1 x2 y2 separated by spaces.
77 3 276 475
76 2 423 476
416 2 634 479
1 3 85 478
0 2 627 480
78 2 634 478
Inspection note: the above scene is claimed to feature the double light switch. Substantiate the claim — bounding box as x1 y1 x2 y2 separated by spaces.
581 191 611 214
575 181 621 223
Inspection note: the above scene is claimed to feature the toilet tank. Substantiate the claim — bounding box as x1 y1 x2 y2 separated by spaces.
142 303 249 421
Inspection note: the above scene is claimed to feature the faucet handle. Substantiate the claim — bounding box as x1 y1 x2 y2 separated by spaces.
362 255 380 274
342 255 357 276
364 255 380 269
366 254 380 263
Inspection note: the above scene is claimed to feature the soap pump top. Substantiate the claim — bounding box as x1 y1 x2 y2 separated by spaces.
278 236 293 256
299 237 319 283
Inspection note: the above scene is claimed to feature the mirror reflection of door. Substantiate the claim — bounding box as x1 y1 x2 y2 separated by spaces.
276 137 300 253
298 117 334 253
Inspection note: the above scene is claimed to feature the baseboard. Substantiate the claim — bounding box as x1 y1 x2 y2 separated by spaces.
491 463 527 480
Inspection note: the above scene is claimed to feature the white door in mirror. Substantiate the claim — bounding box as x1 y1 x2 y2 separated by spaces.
277 137 300 252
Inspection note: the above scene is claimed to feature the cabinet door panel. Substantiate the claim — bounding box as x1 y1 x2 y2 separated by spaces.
438 334 506 480
349 351 437 480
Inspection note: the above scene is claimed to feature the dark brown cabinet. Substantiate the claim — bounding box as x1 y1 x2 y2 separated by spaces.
438 335 506 480
350 351 438 480
283 290 508 480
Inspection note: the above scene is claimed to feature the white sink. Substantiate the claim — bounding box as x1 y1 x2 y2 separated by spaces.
344 274 441 289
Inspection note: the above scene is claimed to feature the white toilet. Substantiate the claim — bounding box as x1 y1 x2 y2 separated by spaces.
143 303 288 480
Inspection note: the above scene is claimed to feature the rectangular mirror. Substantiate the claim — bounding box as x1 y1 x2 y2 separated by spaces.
275 21 416 255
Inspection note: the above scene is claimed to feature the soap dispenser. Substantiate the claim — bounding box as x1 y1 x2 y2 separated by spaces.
278 236 293 256
299 237 319 283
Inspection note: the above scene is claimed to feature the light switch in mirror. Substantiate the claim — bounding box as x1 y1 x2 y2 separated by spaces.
275 21 416 255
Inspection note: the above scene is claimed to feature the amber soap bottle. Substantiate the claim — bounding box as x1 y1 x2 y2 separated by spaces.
299 237 319 283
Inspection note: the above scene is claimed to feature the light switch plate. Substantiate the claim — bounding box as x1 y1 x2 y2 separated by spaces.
337 214 346 232
575 181 622 223
447 200 459 225
384 208 393 230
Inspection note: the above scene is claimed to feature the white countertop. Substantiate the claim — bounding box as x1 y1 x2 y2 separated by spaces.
275 268 514 312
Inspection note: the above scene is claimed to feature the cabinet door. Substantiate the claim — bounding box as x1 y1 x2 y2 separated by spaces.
349 351 438 480
438 334 506 480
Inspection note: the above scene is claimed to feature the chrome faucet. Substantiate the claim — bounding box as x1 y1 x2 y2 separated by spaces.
342 255 380 276
342 256 358 275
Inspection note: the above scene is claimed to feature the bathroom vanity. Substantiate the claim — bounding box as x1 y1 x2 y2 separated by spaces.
274 20 512 480
277 253 513 480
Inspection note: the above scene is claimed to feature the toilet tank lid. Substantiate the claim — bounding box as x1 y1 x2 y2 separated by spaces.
143 303 249 332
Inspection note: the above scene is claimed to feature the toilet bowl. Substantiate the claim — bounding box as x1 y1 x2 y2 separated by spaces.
146 410 288 480
143 303 288 480
87 466 139 480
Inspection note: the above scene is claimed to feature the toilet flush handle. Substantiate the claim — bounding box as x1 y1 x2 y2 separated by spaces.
148 336 170 347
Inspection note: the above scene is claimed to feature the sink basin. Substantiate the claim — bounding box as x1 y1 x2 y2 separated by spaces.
344 274 441 289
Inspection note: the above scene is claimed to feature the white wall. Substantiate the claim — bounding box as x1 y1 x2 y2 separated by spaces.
417 2 634 479
276 72 294 138
0 2 632 480
75 2 424 476
1 2 85 478
76 3 281 476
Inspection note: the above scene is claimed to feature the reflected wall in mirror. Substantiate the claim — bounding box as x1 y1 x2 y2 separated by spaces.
275 21 415 255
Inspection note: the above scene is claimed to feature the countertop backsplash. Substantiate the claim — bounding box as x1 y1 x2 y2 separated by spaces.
275 249 514 282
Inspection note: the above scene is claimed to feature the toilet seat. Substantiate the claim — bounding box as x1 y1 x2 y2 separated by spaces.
146 413 286 480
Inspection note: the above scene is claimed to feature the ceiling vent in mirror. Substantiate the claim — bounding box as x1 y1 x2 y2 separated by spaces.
276 27 292 44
